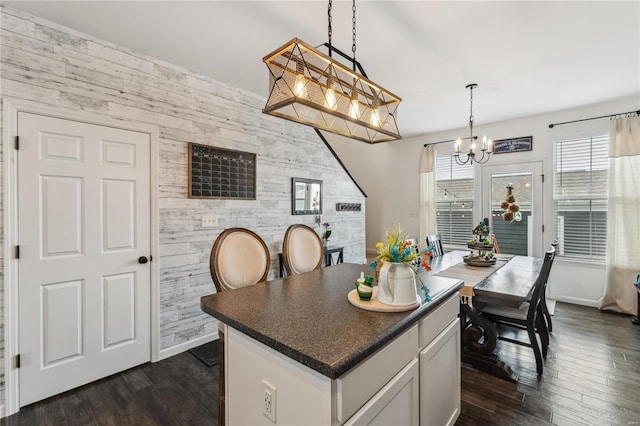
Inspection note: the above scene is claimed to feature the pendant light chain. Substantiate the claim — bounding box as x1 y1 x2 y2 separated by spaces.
328 0 333 57
352 0 357 70
469 84 474 139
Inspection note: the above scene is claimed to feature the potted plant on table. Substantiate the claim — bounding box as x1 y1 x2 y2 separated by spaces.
370 226 433 303
321 222 332 247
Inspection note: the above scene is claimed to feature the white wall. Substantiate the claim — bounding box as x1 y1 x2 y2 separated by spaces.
0 6 366 410
327 94 639 307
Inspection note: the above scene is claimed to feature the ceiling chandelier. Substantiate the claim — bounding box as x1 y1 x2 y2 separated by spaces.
454 84 493 165
262 0 401 144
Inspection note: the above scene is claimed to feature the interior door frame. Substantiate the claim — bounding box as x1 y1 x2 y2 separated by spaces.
480 161 545 257
2 98 161 416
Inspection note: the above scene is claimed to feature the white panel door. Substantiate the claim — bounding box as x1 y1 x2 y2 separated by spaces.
17 112 151 406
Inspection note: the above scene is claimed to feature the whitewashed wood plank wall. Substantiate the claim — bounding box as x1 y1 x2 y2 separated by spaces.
0 5 367 403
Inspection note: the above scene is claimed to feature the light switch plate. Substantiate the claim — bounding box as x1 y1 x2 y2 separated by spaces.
202 215 218 228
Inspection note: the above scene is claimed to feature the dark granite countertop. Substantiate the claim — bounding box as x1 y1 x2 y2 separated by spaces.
200 263 463 380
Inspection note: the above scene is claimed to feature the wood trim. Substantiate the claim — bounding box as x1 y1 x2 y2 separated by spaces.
315 129 367 198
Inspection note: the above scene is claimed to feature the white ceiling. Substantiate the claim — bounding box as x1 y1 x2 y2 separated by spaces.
5 1 640 138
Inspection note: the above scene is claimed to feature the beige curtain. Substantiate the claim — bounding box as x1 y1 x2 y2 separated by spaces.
600 115 640 316
419 145 437 250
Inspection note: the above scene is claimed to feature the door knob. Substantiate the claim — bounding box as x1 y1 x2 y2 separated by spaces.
138 256 149 264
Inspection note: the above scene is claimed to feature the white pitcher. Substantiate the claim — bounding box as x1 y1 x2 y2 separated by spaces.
377 262 417 306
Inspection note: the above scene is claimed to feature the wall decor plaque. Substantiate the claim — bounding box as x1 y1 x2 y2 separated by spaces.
188 143 256 199
493 136 533 154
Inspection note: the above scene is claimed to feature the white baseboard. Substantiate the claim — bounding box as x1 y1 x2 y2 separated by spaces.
552 295 599 308
157 331 218 361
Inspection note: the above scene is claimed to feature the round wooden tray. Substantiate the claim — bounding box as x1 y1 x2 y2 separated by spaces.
463 255 497 267
467 242 494 251
347 287 420 312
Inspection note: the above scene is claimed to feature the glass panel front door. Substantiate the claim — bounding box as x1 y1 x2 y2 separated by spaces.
482 162 543 256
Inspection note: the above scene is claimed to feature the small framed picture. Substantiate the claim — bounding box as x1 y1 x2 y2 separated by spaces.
493 136 533 154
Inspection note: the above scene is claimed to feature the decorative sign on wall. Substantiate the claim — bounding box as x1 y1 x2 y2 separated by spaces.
493 136 533 154
188 143 256 199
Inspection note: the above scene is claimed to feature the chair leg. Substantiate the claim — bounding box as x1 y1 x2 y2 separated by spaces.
542 292 553 333
536 313 549 358
527 326 544 375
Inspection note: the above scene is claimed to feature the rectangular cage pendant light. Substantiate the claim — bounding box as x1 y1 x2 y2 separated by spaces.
262 38 402 144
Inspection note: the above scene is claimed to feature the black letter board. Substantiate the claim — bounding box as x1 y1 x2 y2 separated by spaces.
188 143 256 199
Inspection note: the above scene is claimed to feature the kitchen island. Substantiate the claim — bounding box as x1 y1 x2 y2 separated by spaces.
201 263 463 425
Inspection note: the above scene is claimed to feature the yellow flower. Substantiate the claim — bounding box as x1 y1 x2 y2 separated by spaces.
375 242 383 250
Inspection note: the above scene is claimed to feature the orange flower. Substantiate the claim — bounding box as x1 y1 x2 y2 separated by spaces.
421 259 432 271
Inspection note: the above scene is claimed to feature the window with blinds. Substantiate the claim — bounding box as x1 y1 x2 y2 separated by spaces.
436 154 474 247
554 135 608 260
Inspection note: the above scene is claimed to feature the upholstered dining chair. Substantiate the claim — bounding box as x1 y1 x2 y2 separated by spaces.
426 233 444 257
209 227 271 426
282 223 324 275
477 245 556 376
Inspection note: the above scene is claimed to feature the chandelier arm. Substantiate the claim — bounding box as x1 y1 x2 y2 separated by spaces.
454 153 469 166
476 151 491 164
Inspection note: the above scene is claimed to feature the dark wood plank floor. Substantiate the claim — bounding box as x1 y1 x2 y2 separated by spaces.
3 302 639 425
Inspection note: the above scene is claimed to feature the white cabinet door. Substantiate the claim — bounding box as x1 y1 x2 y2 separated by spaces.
344 358 419 426
420 319 461 426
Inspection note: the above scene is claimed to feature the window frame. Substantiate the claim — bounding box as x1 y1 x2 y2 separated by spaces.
435 153 475 249
553 135 608 263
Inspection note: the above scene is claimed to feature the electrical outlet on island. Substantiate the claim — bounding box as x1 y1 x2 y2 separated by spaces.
262 379 277 422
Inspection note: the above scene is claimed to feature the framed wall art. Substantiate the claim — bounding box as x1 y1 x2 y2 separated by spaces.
493 136 533 154
188 143 256 199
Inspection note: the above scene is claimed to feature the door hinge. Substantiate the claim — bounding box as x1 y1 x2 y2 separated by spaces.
541 173 545 183
15 245 20 259
14 354 20 369
15 135 19 150
542 224 545 233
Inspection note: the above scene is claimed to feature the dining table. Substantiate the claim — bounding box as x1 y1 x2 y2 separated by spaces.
426 250 544 382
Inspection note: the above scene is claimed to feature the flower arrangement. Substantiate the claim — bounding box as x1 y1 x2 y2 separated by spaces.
370 226 433 301
322 222 332 242
315 216 332 243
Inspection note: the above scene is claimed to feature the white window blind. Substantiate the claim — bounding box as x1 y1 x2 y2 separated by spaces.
436 154 474 247
554 135 608 260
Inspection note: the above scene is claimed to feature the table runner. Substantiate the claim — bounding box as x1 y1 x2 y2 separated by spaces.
434 254 514 299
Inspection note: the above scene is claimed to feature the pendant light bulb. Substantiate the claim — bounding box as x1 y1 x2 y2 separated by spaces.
370 108 380 127
349 91 360 119
325 87 337 110
294 74 307 98
370 95 381 127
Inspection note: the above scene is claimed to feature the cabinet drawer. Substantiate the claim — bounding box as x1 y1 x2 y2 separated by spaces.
418 293 459 349
344 358 419 426
335 324 419 423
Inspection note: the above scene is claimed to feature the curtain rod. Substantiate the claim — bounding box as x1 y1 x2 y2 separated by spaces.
548 109 640 129
423 135 477 147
